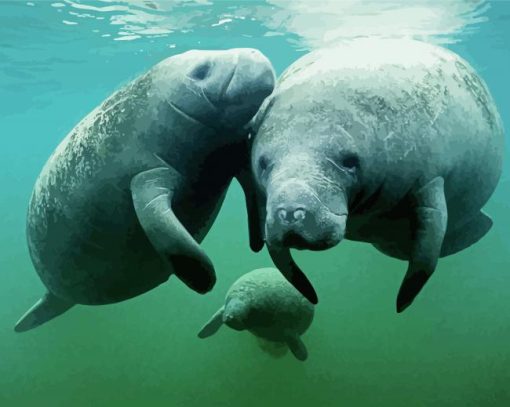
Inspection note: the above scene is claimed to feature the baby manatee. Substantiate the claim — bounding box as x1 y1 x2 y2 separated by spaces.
198 268 315 361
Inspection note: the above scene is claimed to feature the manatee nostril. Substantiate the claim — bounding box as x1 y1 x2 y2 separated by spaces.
276 207 306 224
277 209 287 222
293 209 306 221
189 62 211 81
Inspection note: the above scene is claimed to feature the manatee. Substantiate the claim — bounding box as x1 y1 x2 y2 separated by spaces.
198 268 314 361
248 38 504 311
15 48 275 332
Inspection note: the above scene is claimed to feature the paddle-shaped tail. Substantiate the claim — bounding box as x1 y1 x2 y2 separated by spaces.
15 292 74 333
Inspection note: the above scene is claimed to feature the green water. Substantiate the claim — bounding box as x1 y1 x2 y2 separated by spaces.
1 1 509 406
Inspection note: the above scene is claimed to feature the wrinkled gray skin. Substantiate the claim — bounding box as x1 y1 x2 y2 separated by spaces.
250 39 504 311
198 268 314 361
15 48 275 332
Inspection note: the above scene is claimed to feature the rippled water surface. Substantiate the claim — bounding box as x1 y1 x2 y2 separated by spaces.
1 1 510 406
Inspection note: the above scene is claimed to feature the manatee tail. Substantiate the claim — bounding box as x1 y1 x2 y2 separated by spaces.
14 292 74 333
255 337 288 359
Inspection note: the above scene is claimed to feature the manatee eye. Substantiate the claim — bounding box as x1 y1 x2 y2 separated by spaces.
258 155 269 172
341 154 360 171
189 62 211 81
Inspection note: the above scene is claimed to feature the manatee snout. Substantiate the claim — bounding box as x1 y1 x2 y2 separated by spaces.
189 48 275 127
265 180 347 250
223 314 244 331
222 49 275 104
222 298 247 331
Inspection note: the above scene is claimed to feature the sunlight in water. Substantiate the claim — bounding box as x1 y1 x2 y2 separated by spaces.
39 0 489 47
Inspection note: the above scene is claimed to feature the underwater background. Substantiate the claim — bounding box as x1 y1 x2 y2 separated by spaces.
1 1 509 405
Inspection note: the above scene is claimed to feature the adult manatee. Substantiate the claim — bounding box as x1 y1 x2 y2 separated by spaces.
249 38 504 311
15 48 274 332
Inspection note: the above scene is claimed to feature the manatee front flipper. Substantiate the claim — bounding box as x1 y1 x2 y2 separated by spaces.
440 211 493 257
235 139 265 253
396 177 447 313
268 245 318 304
285 332 308 361
15 292 74 333
131 167 215 294
197 306 225 338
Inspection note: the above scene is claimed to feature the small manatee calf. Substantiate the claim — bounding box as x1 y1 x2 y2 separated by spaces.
15 48 275 332
249 38 504 311
198 268 315 361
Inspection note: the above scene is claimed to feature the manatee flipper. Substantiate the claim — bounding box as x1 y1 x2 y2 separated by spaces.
268 245 318 304
397 177 447 313
235 139 265 252
285 333 308 361
197 306 225 338
14 292 74 333
440 211 493 257
131 167 215 294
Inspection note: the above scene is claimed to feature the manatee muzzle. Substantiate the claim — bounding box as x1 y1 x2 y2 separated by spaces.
191 48 275 128
223 298 247 331
265 179 347 250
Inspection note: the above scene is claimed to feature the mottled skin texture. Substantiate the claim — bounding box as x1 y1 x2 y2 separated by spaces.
250 38 504 310
224 268 314 341
22 48 275 313
198 268 314 361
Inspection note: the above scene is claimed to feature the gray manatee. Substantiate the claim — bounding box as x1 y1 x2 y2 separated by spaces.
249 38 504 311
15 48 274 332
198 267 314 361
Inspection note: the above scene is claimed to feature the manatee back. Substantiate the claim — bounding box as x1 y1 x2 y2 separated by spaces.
26 55 215 305
227 268 315 339
26 73 165 303
273 38 503 166
257 38 504 223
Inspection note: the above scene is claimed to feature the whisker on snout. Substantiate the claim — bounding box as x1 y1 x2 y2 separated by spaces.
199 86 218 112
271 166 292 182
309 174 344 194
325 157 351 176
